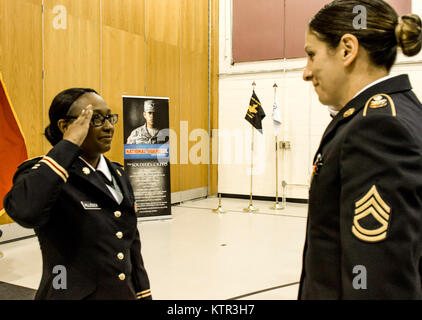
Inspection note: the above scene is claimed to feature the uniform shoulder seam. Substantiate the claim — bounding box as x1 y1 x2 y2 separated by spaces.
18 156 43 168
112 162 124 168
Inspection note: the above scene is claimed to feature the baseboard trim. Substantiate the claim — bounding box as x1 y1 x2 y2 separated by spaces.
171 187 208 204
0 234 36 245
220 193 308 204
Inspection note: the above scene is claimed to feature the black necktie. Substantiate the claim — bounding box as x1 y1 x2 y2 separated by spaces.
97 171 114 187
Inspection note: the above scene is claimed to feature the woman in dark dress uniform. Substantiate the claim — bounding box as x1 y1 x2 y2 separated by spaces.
299 0 422 299
4 88 152 300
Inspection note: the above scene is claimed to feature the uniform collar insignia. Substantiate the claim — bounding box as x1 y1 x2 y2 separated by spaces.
70 157 132 207
364 94 396 117
343 108 355 118
369 95 388 109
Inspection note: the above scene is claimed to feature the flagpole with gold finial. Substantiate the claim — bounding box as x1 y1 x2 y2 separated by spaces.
0 228 3 258
212 125 226 214
213 193 226 214
271 82 284 210
244 81 259 213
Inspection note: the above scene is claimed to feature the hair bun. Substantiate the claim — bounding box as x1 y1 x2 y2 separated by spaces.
44 124 61 146
44 125 53 141
395 14 422 57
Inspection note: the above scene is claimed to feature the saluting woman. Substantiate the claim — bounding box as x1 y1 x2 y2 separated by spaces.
300 0 422 299
4 88 151 300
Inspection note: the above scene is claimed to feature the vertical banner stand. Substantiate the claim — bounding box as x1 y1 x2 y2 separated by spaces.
271 83 284 210
244 82 259 213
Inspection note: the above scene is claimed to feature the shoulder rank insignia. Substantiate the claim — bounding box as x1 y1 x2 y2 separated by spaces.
352 185 391 243
363 94 396 117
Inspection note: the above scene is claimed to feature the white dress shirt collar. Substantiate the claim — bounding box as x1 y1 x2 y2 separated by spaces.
352 74 396 99
79 155 111 181
328 74 396 117
79 155 123 204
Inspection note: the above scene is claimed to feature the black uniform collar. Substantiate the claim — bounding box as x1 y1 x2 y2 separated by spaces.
70 156 131 206
338 74 411 118
321 74 411 144
104 158 132 203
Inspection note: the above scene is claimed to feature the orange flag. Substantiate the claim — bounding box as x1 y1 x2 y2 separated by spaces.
0 73 28 225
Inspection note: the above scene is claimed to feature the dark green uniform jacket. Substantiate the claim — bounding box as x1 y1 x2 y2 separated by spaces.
4 140 151 300
299 74 422 299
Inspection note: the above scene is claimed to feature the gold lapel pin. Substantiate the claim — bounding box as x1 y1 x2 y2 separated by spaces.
82 167 91 175
344 108 355 118
116 169 122 177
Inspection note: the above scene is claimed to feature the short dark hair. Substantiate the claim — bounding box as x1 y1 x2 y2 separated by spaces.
309 0 422 71
44 88 98 146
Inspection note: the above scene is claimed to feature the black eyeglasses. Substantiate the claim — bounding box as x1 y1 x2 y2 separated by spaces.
64 113 119 127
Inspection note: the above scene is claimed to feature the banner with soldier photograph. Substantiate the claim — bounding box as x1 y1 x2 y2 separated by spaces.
123 96 171 220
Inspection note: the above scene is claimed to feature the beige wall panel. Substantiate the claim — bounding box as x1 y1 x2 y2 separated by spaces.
102 0 143 35
0 0 43 158
44 0 101 150
180 0 209 191
101 0 146 164
146 0 182 193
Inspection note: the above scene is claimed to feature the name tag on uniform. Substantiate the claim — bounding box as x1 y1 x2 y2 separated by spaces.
80 201 101 210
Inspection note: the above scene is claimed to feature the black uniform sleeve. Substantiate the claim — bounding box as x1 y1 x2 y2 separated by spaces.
339 114 422 299
3 140 81 229
130 228 152 300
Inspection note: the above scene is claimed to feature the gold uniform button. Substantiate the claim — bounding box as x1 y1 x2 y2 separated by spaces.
114 211 122 218
116 232 123 239
117 253 124 260
118 273 126 281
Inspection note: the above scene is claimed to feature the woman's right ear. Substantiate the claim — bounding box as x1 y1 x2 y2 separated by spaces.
57 119 68 134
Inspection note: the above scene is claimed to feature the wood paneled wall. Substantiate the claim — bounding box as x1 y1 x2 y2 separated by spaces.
44 0 101 155
146 0 182 192
0 0 218 195
180 0 209 191
0 0 43 159
102 0 146 166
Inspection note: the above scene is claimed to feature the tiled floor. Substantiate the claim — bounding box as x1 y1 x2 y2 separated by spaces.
0 197 307 300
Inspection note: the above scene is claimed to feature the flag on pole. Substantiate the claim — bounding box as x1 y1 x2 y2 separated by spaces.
245 90 266 133
272 92 282 136
0 73 28 225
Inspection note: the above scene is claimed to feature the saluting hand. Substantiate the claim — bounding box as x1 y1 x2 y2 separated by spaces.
63 105 93 147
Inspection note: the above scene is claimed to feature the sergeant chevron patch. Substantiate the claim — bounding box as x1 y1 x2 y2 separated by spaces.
352 185 391 243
